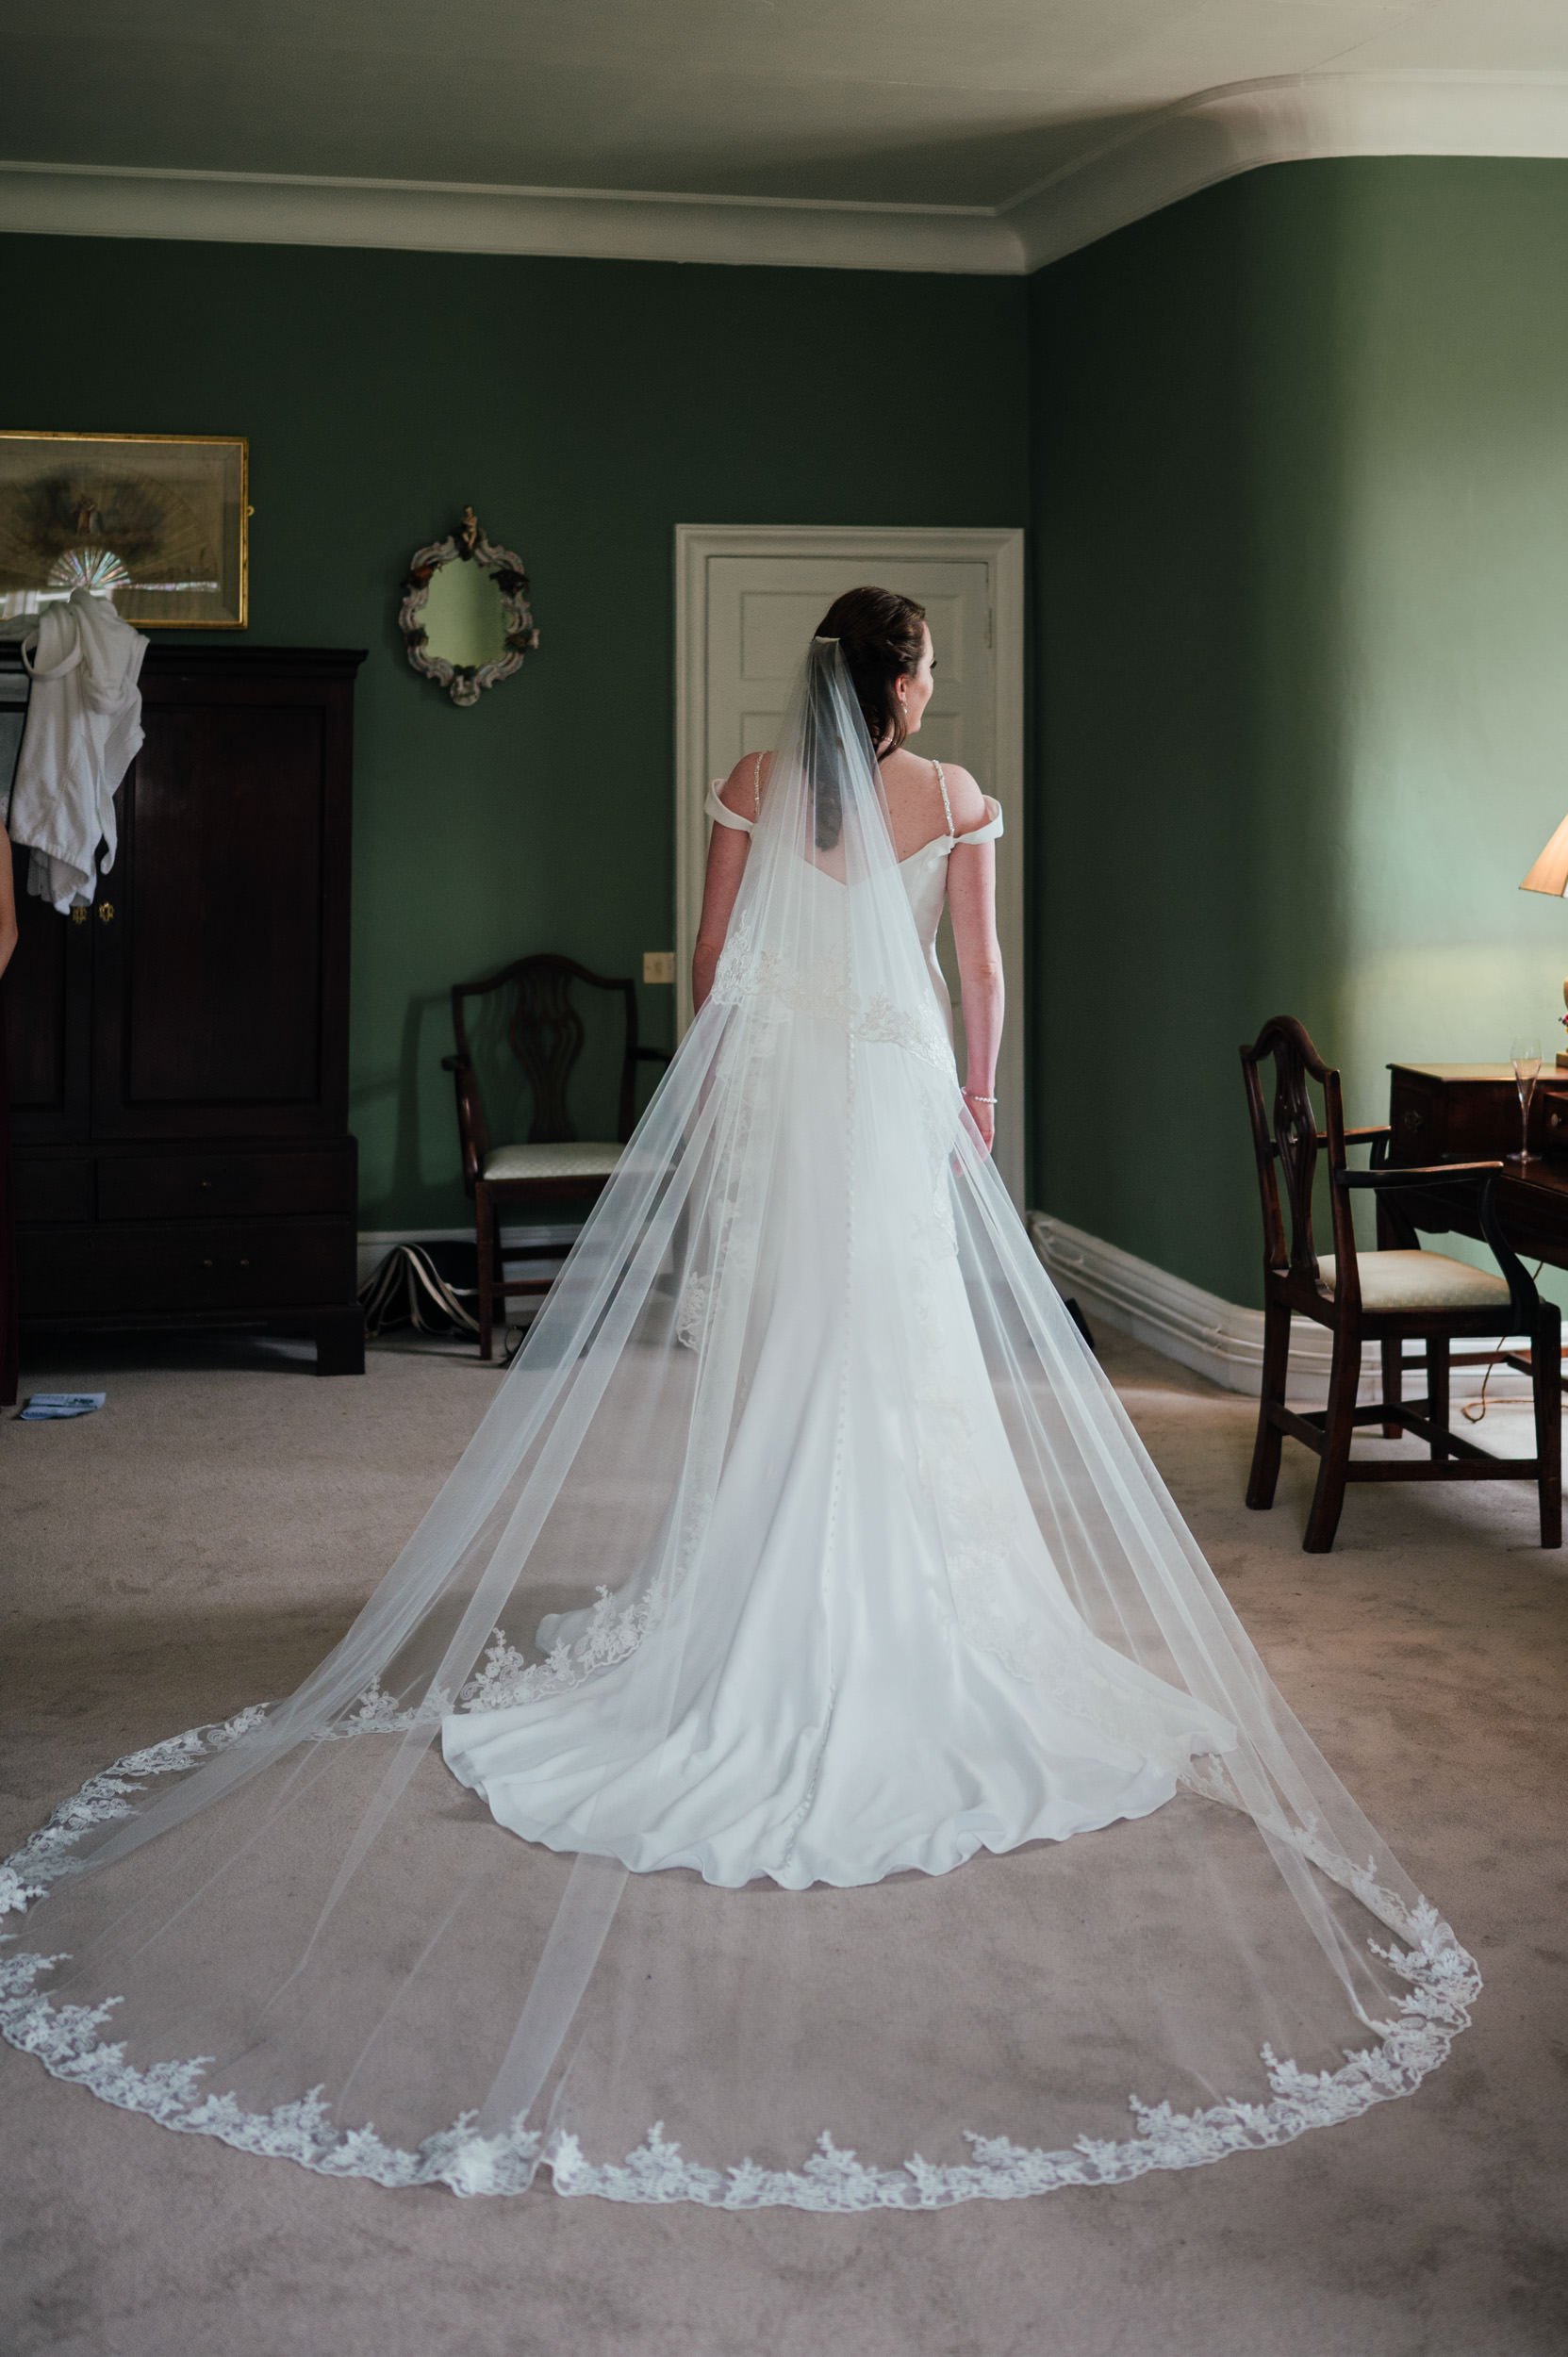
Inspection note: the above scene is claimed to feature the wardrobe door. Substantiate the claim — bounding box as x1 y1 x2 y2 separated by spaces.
3 835 92 1155
91 674 351 1141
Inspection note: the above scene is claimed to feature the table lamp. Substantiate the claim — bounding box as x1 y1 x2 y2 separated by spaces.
1520 813 1568 1066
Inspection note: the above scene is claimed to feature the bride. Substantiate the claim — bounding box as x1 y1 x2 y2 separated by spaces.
443 589 1234 1887
1 590 1477 2209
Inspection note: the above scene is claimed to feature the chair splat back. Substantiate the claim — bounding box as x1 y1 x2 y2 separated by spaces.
507 960 600 1144
444 951 672 1360
1240 1014 1356 1300
451 953 642 1157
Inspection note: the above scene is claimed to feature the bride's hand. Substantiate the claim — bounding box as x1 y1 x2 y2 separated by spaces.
960 1089 995 1157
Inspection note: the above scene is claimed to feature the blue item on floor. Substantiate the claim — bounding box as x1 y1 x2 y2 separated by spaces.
17 1393 106 1421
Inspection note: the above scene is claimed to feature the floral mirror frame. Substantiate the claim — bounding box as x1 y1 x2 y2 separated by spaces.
399 506 540 706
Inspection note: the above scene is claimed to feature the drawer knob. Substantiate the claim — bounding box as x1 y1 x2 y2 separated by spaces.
1401 1108 1425 1133
202 1258 213 1269
98 901 115 924
239 1258 251 1269
199 1177 213 1190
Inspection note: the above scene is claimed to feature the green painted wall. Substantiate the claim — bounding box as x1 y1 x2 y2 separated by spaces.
0 233 1027 1230
1031 159 1568 1308
13 161 1567 1291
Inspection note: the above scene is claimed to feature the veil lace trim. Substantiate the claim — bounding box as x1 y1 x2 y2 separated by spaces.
0 1714 1481 2207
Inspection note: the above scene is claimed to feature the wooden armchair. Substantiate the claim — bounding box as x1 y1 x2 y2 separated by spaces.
1241 1015 1561 1553
444 954 669 1360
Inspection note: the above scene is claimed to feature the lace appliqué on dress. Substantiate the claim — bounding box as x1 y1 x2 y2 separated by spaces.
454 1590 658 1713
331 1554 705 1739
0 1712 1480 2207
675 990 779 1349
712 906 953 1077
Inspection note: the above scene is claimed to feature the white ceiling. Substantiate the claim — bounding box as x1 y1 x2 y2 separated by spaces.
5 1 1568 272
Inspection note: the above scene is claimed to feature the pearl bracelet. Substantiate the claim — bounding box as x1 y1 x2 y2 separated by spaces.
963 1090 999 1105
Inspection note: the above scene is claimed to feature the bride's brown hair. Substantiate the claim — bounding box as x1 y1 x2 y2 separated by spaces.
816 585 928 758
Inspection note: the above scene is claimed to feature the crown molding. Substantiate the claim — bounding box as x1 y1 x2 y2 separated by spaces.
1006 71 1568 271
7 74 1568 278
0 158 1023 275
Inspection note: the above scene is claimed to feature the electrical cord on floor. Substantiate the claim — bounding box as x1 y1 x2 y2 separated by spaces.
1461 1259 1545 1425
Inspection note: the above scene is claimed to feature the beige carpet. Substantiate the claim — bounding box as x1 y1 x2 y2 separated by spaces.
2 1327 1565 2357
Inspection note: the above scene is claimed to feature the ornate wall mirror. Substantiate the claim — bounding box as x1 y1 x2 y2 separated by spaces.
399 507 539 706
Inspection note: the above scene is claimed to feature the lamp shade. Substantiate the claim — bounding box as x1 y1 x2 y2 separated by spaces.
1521 813 1568 897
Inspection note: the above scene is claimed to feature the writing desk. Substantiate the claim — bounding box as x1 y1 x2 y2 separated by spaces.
1386 1062 1568 1271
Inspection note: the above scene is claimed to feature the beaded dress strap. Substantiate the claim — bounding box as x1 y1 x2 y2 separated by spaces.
952 795 1004 845
705 753 765 834
933 759 953 836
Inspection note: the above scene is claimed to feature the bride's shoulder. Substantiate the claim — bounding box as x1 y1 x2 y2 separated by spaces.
716 750 772 823
937 759 990 833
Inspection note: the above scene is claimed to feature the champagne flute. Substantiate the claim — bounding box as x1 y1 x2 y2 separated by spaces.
1510 1035 1543 1163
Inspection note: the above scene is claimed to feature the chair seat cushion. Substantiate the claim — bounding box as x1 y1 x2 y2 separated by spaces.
1317 1249 1512 1311
483 1141 622 1182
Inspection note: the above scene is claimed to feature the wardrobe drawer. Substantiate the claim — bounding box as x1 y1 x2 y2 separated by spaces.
18 1220 354 1315
13 1155 93 1225
96 1147 355 1223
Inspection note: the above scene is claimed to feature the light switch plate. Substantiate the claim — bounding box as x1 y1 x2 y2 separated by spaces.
642 950 675 985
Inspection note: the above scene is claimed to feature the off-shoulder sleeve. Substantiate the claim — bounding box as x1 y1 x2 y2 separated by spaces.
952 794 1003 846
705 778 756 833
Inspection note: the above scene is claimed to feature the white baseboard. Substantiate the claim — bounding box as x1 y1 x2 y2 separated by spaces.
356 1213 1533 1406
1026 1211 1531 1405
355 1223 577 1290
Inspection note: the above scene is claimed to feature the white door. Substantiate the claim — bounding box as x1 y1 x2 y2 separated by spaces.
676 526 1026 1206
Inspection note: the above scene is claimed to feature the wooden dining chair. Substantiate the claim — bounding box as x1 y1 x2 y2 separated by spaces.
443 953 669 1360
1241 1014 1561 1552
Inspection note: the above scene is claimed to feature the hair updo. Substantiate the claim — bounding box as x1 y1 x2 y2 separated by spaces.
815 585 928 759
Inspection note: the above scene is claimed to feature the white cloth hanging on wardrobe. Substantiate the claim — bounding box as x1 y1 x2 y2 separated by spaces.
7 588 147 913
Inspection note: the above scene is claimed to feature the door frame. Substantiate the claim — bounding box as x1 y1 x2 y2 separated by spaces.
674 522 1027 1203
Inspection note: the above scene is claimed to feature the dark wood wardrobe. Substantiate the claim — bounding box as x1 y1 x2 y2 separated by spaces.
2 643 367 1376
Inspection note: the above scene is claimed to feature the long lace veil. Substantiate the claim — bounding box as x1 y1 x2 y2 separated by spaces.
1 638 1477 2208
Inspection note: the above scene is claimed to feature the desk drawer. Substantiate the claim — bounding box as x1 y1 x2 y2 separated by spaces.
1540 1088 1568 1154
18 1220 354 1315
1388 1070 1568 1162
1389 1071 1514 1162
96 1147 355 1222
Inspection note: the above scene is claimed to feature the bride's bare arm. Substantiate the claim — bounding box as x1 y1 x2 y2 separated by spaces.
692 753 770 1013
944 766 1003 1154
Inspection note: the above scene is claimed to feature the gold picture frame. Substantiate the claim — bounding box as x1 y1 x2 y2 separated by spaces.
0 430 249 630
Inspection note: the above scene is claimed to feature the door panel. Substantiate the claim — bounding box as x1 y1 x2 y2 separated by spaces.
706 559 992 790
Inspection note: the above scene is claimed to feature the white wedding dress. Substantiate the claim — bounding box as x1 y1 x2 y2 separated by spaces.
0 639 1478 2209
442 767 1236 1887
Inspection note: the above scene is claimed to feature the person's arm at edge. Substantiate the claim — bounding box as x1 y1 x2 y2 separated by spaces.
691 753 770 1014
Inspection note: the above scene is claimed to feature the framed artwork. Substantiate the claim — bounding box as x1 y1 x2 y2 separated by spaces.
0 431 249 629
